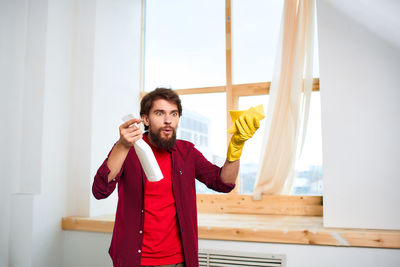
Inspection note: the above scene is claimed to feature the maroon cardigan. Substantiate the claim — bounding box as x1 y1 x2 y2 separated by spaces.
92 138 235 267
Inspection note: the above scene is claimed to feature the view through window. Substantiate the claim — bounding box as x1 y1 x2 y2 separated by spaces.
144 0 322 195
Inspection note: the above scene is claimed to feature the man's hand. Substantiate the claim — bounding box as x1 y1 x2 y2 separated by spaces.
227 105 265 162
106 117 142 183
118 118 143 149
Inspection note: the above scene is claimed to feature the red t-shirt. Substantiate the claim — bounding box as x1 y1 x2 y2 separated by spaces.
93 136 235 266
140 135 184 265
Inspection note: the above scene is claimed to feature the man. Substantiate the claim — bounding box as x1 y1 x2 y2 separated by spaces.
92 88 262 267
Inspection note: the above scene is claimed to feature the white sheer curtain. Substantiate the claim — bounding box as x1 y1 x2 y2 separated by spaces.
253 0 315 198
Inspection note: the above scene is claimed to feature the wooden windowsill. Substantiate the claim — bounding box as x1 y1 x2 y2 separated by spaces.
62 213 400 249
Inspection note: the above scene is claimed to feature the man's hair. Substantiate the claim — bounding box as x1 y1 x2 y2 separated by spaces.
140 87 182 131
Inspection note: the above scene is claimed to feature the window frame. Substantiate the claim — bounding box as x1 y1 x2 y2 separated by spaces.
141 0 322 215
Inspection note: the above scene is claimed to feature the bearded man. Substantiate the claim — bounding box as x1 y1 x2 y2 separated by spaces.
92 88 260 267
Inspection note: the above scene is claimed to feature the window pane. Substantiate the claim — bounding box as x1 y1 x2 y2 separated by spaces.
232 0 320 82
238 95 269 194
238 93 323 195
144 0 226 91
232 0 284 84
178 93 226 194
292 92 323 195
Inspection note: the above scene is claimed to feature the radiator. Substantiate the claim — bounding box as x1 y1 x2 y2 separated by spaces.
199 249 286 267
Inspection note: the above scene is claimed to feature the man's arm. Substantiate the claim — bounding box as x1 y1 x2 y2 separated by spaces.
220 159 240 185
107 118 142 182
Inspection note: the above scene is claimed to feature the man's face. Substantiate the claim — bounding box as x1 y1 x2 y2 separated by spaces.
143 98 180 150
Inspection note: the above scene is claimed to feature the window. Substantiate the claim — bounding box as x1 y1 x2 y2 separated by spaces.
178 93 227 194
143 0 322 196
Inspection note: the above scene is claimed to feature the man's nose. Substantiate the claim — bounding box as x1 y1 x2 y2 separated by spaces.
164 114 172 124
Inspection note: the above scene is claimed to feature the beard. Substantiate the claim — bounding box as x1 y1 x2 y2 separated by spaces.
148 126 177 150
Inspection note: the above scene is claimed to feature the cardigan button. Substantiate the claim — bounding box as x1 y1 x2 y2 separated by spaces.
138 249 141 253
139 230 143 234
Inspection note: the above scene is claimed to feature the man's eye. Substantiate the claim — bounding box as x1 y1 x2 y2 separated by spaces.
172 112 178 116
156 111 162 116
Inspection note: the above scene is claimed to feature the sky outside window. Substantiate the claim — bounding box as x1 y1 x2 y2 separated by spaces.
144 0 226 91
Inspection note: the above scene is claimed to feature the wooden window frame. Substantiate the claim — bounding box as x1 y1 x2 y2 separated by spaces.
141 0 322 216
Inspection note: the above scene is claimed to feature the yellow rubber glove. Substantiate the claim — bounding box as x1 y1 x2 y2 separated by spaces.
227 104 265 161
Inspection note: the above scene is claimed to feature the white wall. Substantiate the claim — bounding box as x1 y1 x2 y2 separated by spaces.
66 0 143 219
67 0 97 218
0 0 28 265
89 0 142 217
0 0 142 266
63 231 113 267
1 0 51 266
318 0 400 230
32 0 74 266
63 232 400 267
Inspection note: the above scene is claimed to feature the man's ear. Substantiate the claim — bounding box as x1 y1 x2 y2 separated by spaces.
142 114 150 127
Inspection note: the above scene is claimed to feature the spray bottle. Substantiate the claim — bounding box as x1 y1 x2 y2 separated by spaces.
122 114 163 182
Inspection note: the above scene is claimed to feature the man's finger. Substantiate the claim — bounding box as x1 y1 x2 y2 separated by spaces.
121 118 142 129
125 130 142 139
121 125 140 135
239 115 252 135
